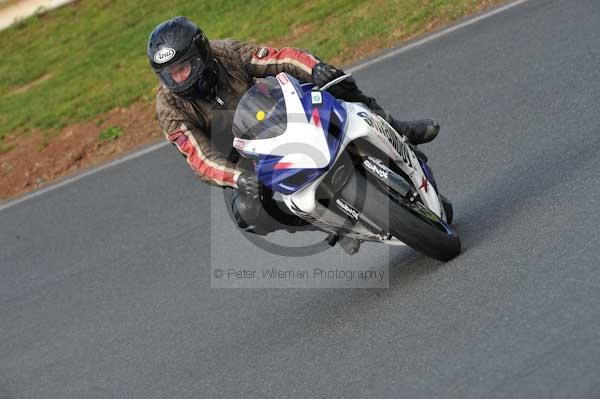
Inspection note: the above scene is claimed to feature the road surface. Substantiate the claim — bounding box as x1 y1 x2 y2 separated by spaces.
1 0 600 397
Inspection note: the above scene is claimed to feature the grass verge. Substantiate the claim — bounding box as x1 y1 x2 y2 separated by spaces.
98 126 123 142
0 0 505 142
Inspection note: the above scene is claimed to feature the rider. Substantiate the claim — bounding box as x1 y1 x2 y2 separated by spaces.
147 16 439 255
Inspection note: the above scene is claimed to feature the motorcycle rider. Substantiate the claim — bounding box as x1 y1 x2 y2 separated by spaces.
147 16 439 255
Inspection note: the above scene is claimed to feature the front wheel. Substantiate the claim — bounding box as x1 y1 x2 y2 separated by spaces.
340 170 461 261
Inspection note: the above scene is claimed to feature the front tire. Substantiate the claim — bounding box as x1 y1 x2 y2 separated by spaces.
440 194 454 225
340 170 461 261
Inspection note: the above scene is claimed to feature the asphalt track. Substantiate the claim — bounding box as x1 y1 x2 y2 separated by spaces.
2 0 600 397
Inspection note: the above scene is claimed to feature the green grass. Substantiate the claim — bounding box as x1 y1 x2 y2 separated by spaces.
0 0 496 142
0 143 15 155
98 126 123 142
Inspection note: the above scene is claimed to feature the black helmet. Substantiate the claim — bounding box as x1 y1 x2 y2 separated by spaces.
147 16 217 100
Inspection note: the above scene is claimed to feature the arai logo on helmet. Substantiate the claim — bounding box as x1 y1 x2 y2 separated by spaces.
154 47 176 64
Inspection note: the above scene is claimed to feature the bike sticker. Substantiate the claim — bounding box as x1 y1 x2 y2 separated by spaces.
363 158 389 179
276 73 290 85
357 111 413 168
311 91 322 105
335 198 360 221
233 138 247 150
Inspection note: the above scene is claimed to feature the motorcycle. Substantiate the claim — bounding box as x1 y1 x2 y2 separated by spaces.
232 72 460 261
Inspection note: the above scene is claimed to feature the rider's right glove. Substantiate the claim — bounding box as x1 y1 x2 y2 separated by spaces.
311 62 360 102
236 171 260 200
311 62 345 88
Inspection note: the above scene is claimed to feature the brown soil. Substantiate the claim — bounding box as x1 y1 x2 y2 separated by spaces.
0 0 507 202
0 101 160 201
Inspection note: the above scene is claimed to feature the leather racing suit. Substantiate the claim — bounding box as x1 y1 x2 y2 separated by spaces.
155 39 393 235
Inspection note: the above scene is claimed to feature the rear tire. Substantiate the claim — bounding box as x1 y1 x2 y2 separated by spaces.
340 171 461 261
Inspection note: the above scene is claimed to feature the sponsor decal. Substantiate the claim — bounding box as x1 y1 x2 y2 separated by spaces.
419 177 429 193
357 111 413 168
233 138 247 149
255 47 269 59
154 47 176 64
363 158 389 179
311 91 322 105
276 73 290 85
335 198 360 221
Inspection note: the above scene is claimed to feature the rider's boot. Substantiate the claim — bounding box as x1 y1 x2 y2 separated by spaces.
361 97 440 146
321 72 440 146
389 118 440 145
228 188 319 236
383 112 438 164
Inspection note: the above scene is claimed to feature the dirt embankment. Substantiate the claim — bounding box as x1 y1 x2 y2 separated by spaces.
0 102 159 200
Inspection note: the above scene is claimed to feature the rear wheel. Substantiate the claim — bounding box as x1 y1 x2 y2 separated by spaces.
339 170 461 261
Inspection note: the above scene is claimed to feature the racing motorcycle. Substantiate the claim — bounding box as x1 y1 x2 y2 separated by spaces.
232 72 460 261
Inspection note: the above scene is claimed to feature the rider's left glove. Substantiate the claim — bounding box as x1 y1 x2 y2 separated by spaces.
236 171 260 200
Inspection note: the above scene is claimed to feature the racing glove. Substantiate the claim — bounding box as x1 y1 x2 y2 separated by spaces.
236 170 260 200
311 62 371 107
312 62 345 88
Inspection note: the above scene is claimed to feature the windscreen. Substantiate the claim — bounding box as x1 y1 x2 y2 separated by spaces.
232 77 288 140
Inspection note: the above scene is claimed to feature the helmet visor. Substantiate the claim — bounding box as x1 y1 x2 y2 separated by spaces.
156 55 207 93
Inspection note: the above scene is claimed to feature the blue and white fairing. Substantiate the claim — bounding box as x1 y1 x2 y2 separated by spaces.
232 74 347 195
233 72 446 236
